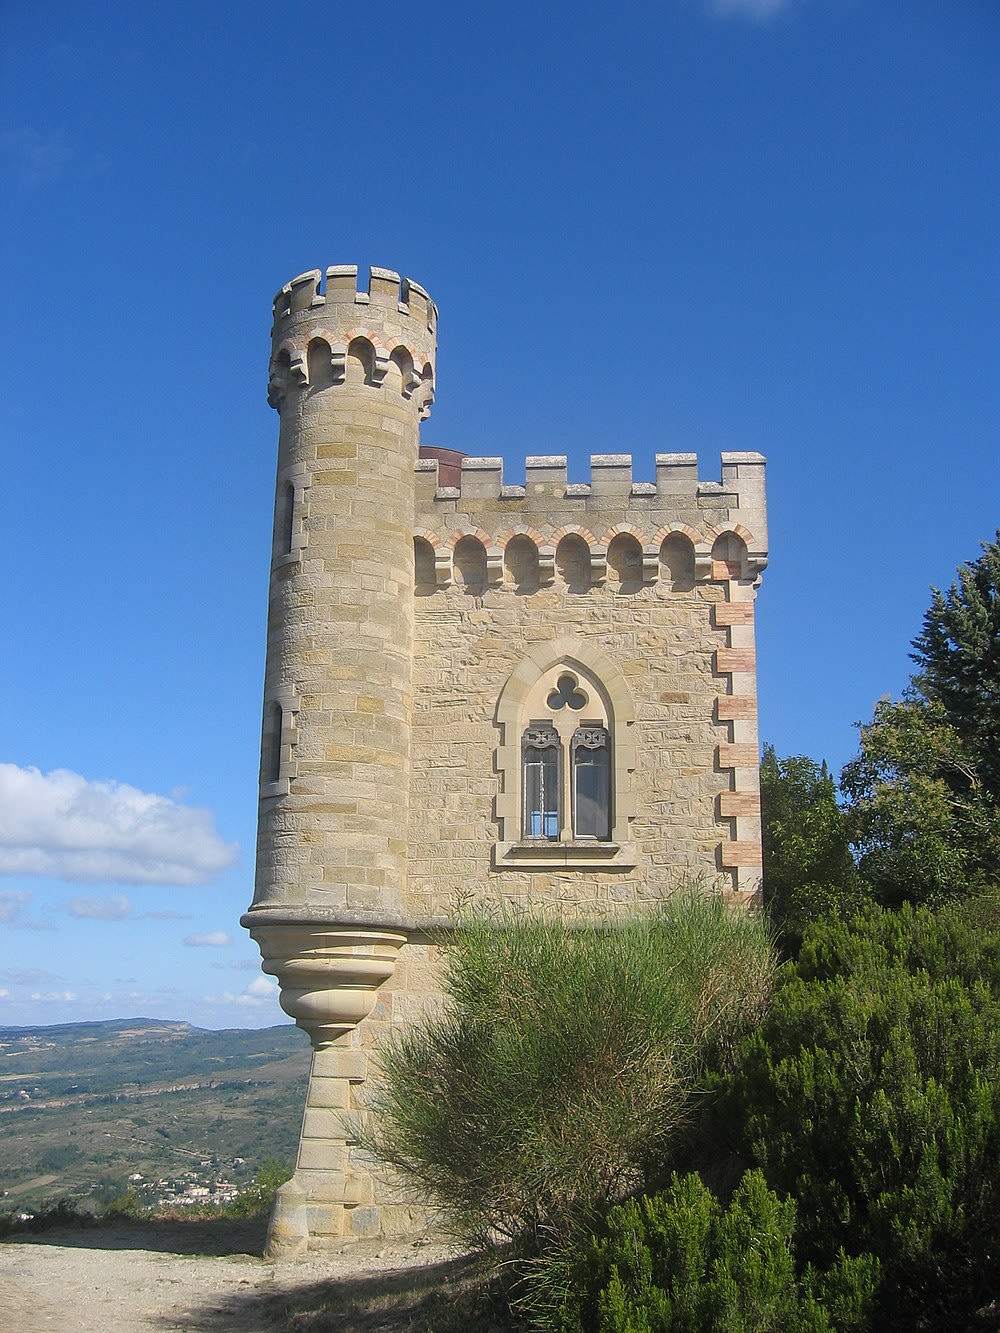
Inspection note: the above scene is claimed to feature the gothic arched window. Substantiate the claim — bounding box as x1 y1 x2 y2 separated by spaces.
519 669 612 843
496 638 637 870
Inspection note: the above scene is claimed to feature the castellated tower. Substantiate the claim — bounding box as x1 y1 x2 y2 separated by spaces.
243 263 769 1255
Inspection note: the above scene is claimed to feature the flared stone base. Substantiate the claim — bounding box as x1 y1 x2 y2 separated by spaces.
241 914 444 1253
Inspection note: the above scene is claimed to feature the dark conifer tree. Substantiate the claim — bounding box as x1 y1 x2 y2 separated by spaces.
911 530 1000 799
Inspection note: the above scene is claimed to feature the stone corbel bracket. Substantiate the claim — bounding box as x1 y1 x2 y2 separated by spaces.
243 918 407 1049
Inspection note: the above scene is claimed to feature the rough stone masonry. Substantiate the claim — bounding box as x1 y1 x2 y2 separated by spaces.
241 263 768 1254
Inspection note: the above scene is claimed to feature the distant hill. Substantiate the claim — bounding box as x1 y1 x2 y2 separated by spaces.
0 1019 311 1210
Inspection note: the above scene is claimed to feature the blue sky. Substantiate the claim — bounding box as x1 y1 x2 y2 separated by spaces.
1 0 997 1029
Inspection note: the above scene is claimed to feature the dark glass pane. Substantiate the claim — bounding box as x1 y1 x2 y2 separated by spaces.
267 702 283 783
281 482 295 555
523 744 559 839
573 739 610 839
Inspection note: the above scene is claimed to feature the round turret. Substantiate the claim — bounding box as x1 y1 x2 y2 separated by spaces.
246 264 437 1019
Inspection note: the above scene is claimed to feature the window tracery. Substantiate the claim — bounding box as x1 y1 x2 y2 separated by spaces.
496 640 636 868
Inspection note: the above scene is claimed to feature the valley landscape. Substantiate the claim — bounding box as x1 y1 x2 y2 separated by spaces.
0 1019 310 1213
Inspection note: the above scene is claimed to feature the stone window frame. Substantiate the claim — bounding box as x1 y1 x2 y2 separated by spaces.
520 676 611 843
259 683 299 799
271 460 310 568
494 637 637 870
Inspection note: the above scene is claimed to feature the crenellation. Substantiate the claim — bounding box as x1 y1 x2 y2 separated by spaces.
414 450 767 552
289 269 324 314
459 456 504 498
324 264 360 301
589 454 634 496
525 455 569 495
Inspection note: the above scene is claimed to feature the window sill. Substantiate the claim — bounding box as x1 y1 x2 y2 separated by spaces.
271 551 301 571
493 839 637 871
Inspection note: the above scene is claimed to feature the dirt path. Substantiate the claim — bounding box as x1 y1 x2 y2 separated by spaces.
0 1221 470 1332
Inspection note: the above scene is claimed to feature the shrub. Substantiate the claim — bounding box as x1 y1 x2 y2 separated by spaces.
719 903 1000 1326
226 1159 293 1218
553 1170 877 1333
102 1186 146 1219
0 1199 95 1238
363 894 775 1258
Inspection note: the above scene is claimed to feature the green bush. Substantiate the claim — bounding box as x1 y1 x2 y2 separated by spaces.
364 894 776 1257
102 1186 146 1219
720 903 1000 1326
225 1158 293 1217
0 1198 95 1238
553 1171 877 1333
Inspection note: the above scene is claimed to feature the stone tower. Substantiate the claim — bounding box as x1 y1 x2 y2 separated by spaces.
244 263 769 1254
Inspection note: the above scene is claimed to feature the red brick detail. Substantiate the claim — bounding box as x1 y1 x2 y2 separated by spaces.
715 648 756 674
720 840 763 868
601 523 649 547
719 792 761 817
717 743 759 769
713 602 755 627
550 524 598 546
711 559 742 581
716 695 757 721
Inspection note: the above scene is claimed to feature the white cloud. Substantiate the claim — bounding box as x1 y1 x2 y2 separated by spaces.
184 931 232 948
708 0 791 19
0 988 9 999
68 893 133 920
30 990 78 1002
0 764 238 886
0 889 31 921
206 975 281 1008
0 889 55 931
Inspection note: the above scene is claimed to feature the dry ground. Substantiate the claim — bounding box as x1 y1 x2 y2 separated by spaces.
0 1218 508 1332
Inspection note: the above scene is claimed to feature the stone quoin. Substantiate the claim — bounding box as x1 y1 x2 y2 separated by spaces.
241 263 769 1255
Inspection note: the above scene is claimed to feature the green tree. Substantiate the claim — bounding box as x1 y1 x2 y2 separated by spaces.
759 746 863 948
838 533 1000 908
841 695 1000 906
911 530 1000 798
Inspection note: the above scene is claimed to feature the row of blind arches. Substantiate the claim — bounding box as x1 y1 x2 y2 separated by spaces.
415 531 748 596
270 336 434 394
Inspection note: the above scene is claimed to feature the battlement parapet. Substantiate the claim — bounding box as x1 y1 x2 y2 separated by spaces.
414 451 765 506
272 264 438 333
414 450 768 571
268 263 438 414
